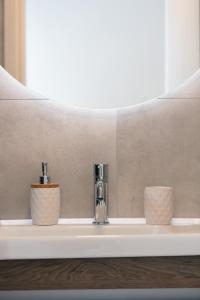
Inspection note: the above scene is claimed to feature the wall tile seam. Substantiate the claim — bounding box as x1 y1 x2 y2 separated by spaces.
116 108 120 216
114 108 118 215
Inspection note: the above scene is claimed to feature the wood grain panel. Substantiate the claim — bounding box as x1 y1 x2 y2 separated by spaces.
0 256 199 290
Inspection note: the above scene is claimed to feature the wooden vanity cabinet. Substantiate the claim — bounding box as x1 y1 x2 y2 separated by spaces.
0 256 200 290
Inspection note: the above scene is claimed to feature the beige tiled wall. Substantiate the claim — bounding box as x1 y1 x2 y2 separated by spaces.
117 99 200 217
1 67 200 219
0 100 117 219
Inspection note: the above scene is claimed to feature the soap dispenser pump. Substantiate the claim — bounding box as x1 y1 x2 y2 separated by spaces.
40 162 51 184
30 162 60 225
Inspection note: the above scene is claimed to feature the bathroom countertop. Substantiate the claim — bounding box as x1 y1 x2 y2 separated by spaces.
0 223 200 260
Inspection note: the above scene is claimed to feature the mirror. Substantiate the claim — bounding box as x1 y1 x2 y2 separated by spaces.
24 0 199 108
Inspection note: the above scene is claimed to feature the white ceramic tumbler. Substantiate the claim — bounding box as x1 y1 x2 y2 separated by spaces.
144 186 173 225
30 183 60 225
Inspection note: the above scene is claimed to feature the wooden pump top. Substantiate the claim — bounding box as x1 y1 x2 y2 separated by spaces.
31 183 59 188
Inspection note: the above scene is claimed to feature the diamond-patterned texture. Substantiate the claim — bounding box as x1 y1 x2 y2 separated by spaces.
144 187 173 225
30 187 60 225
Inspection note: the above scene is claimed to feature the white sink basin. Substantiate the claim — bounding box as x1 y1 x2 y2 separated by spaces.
0 222 200 259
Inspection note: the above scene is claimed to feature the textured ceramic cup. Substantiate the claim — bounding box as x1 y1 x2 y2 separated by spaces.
144 186 173 225
30 184 60 225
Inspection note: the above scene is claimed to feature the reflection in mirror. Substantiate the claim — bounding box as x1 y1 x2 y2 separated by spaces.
24 0 199 108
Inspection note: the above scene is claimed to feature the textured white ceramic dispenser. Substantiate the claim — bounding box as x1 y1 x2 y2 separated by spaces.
30 162 60 225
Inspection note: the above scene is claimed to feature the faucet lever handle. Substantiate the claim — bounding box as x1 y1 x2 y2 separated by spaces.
94 163 108 181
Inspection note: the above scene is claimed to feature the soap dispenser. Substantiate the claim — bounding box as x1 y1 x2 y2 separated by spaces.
30 162 60 225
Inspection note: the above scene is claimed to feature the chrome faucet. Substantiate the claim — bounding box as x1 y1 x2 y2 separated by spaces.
93 163 109 225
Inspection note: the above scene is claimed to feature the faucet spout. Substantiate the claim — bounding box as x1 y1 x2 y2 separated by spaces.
93 164 109 225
